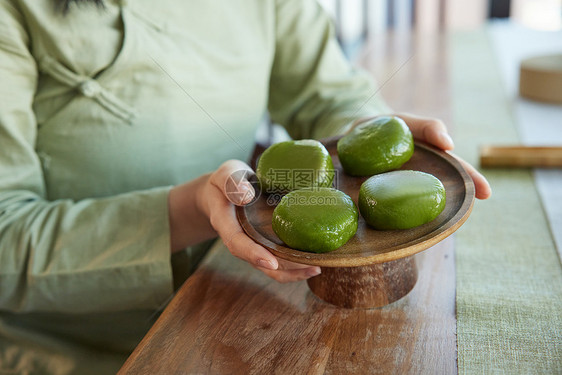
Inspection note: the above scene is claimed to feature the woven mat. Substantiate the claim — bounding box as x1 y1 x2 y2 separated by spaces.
451 30 562 374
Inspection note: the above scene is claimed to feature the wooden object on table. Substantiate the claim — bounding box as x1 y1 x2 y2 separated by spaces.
307 256 418 308
519 54 562 104
480 145 562 168
237 140 475 308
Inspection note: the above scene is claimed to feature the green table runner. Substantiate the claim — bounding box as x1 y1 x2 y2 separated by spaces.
451 30 562 374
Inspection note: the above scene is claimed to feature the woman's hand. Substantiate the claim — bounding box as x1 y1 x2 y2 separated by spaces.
352 114 492 200
169 160 321 283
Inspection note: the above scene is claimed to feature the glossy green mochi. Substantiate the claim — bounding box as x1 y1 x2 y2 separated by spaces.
337 116 414 176
358 170 446 230
272 188 358 253
256 140 335 194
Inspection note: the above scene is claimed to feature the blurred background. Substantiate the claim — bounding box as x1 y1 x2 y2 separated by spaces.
318 0 562 57
259 0 562 142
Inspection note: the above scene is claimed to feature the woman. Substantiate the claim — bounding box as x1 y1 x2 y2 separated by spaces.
0 0 490 373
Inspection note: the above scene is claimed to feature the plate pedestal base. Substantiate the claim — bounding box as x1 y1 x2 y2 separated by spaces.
307 256 418 308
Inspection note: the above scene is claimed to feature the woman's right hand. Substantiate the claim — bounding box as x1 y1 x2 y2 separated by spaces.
168 160 321 283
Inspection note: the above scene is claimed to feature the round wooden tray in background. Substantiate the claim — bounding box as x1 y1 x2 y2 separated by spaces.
519 54 562 104
236 138 475 308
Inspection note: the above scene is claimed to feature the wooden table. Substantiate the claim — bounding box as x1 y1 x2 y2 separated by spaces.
119 33 458 374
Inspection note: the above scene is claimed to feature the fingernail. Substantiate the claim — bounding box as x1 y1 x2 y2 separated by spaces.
440 132 454 149
256 259 276 270
307 267 322 277
239 181 255 204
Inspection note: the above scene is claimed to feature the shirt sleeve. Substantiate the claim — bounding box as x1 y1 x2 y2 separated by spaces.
268 0 391 140
0 2 173 314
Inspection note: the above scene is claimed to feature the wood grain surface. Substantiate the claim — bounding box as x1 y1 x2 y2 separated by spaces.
237 141 474 267
307 256 419 308
119 33 460 374
119 237 457 375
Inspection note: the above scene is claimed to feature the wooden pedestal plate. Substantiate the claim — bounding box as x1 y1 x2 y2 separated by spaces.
237 138 475 309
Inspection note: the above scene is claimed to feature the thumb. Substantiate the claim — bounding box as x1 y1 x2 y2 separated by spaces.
212 160 257 206
397 113 455 151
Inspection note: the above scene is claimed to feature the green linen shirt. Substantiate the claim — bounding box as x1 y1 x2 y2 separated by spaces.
0 0 388 373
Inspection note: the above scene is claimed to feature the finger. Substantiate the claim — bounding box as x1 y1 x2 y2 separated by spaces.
211 160 256 206
397 113 454 151
208 196 279 269
256 266 322 283
209 194 323 282
206 160 281 270
452 154 492 200
276 257 320 271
